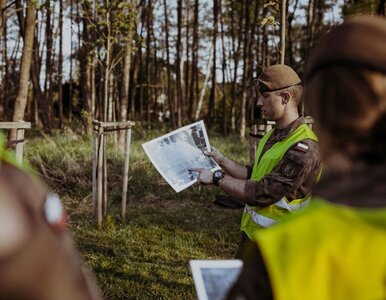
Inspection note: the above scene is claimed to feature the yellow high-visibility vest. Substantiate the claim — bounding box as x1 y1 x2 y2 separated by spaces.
0 133 23 168
254 199 386 300
241 124 317 239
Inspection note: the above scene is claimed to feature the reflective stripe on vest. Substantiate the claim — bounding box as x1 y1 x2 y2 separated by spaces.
254 199 386 300
244 197 311 228
241 124 318 239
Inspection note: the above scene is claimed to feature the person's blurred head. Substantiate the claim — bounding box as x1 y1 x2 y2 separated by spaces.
256 64 303 123
304 15 386 172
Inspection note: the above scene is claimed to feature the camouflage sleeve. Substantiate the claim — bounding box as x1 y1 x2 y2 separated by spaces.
244 139 321 207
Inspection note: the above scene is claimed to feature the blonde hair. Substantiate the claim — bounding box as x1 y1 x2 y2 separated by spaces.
305 66 386 167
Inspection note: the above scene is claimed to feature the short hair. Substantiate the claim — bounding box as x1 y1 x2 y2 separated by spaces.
280 83 303 106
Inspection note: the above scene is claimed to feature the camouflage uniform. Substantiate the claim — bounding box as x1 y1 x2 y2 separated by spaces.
244 116 321 207
0 138 102 300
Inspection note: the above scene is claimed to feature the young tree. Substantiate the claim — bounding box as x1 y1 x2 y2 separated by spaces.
163 0 176 129
11 0 36 140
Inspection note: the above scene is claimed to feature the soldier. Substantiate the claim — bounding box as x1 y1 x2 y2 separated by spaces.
191 64 321 255
0 134 103 300
226 15 386 300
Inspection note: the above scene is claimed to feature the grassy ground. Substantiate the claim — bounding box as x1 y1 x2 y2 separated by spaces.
24 126 249 300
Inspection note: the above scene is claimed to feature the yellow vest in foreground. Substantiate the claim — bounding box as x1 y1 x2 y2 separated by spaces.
254 199 386 300
241 124 317 239
0 133 23 168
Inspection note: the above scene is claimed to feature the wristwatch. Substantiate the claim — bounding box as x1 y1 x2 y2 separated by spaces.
213 170 225 186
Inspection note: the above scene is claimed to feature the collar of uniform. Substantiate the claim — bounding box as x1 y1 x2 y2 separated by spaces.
272 117 304 141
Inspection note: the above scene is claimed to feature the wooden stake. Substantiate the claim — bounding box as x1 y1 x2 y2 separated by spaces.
121 126 132 221
103 134 107 217
92 130 98 216
97 128 104 226
15 128 25 164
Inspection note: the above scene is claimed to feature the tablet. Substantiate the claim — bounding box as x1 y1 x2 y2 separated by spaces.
190 260 243 300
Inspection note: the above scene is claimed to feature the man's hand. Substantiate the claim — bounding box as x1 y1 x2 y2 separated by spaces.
189 168 213 185
203 147 225 165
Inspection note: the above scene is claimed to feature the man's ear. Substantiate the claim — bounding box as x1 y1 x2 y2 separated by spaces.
281 92 291 105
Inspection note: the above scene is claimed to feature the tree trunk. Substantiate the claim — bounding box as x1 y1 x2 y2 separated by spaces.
195 45 213 120
118 3 136 152
287 0 299 66
0 0 6 38
279 0 287 64
44 1 54 125
188 0 199 121
207 0 218 128
230 1 244 131
11 0 35 140
219 0 227 134
0 0 8 118
146 0 153 128
103 0 111 122
184 0 190 115
16 0 50 130
176 0 183 127
239 0 251 141
80 1 93 135
163 0 176 129
58 0 64 127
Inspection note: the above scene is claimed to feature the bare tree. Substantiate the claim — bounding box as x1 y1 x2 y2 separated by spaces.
279 0 287 64
207 0 218 127
118 1 136 152
176 0 183 127
11 0 36 140
58 0 64 127
163 0 176 129
188 0 199 121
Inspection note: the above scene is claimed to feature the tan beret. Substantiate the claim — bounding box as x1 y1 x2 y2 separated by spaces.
306 15 386 80
258 64 302 92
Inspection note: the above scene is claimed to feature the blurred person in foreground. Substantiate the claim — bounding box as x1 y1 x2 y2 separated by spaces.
0 134 102 300
191 64 321 256
226 15 386 300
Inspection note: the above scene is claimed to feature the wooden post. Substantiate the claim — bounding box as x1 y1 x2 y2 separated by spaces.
92 128 98 216
121 125 132 221
92 120 135 225
15 128 25 164
103 134 107 217
0 121 31 163
97 128 104 226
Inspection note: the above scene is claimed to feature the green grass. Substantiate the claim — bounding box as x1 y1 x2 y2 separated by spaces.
24 127 249 300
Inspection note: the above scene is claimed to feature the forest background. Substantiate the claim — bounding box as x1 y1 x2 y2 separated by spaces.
1 0 386 299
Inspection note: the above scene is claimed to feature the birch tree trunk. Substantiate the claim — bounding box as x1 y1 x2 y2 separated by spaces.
11 0 35 140
195 45 213 120
118 2 136 153
163 0 176 129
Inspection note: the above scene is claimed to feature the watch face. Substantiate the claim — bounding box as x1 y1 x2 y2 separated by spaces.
214 171 223 179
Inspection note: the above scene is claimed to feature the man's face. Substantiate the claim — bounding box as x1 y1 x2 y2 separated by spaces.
256 90 286 121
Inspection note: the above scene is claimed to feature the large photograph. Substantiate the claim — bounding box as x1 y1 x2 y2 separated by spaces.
142 121 220 192
190 260 243 300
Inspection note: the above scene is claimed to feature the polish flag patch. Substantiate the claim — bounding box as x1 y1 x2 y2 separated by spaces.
294 142 309 153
